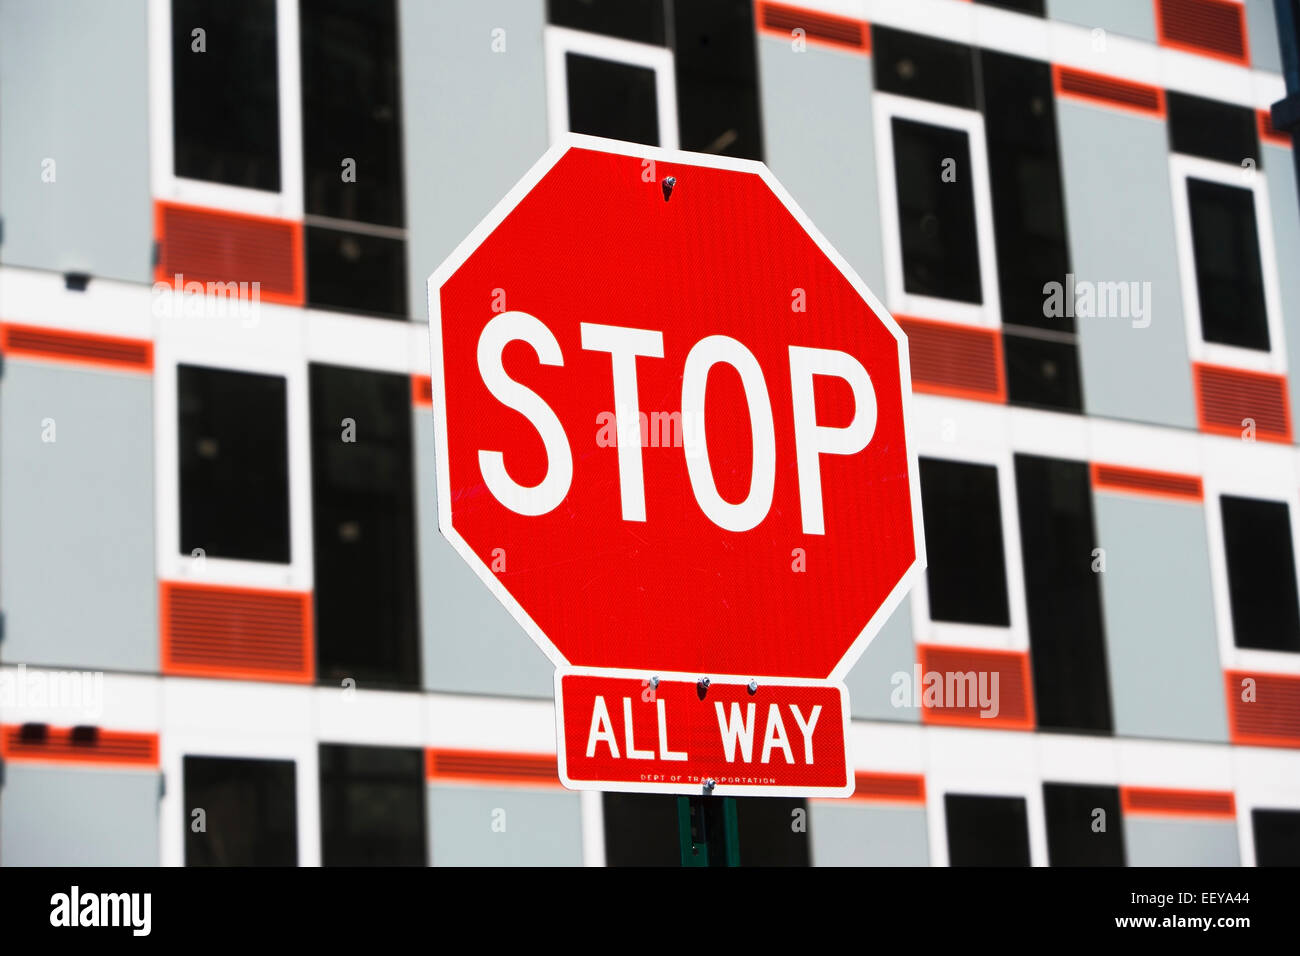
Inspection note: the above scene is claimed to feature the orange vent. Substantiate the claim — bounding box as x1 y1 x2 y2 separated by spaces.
426 748 560 787
1121 786 1235 818
160 581 313 683
154 200 304 306
1193 363 1291 443
1225 670 1300 748
1156 0 1249 65
1053 65 1166 117
756 1 869 52
916 645 1035 730
411 374 433 408
1 322 153 372
1259 110 1291 148
1091 463 1203 502
0 725 159 769
850 771 927 804
897 316 1006 403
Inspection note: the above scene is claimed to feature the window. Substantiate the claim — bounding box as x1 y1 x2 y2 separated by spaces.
944 793 1030 866
184 755 298 866
670 0 763 159
319 744 426 866
1252 807 1300 865
734 797 810 867
973 0 1044 12
172 0 281 192
304 226 407 318
919 458 1011 627
1043 783 1125 866
309 364 421 688
547 0 666 44
872 26 976 110
178 364 290 564
1167 92 1259 169
1220 495 1300 652
602 793 680 866
1014 454 1113 733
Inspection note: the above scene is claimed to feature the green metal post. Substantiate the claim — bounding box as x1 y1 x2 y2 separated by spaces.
677 793 741 866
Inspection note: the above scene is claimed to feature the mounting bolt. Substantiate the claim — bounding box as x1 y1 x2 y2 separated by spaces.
661 176 677 202
696 677 711 700
649 676 660 690
703 778 716 795
747 679 758 695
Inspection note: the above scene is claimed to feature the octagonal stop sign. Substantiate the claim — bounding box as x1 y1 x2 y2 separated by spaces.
429 135 924 798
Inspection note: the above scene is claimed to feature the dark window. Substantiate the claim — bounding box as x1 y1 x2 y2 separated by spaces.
548 0 666 45
892 118 982 303
179 364 290 564
319 744 426 866
1167 92 1259 167
735 797 810 866
672 0 763 160
919 458 1011 626
184 755 297 866
973 0 1044 12
1187 178 1270 351
172 0 281 191
1253 808 1300 865
945 793 1030 866
299 0 404 227
305 226 407 318
1043 783 1125 866
603 793 680 866
873 26 976 109
565 53 660 146
1002 332 1084 412
1220 496 1300 652
1014 454 1113 733
310 365 421 689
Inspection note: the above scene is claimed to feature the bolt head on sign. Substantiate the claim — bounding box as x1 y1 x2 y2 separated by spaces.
428 135 925 798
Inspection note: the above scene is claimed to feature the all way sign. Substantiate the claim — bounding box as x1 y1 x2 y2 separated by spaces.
427 134 924 798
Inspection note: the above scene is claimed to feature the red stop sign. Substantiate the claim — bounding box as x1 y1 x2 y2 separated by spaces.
429 137 923 796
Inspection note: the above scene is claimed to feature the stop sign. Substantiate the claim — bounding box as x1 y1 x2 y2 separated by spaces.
429 135 924 797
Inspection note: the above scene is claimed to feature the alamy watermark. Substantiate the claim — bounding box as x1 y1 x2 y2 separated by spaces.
1043 274 1151 329
891 664 1000 719
0 664 103 720
151 273 261 326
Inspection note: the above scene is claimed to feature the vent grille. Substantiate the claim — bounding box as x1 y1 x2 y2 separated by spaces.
1226 670 1300 748
1259 109 1291 147
897 316 1006 402
154 201 303 306
756 2 869 52
1053 66 1165 117
160 581 313 683
916 645 1035 730
1193 363 1291 442
426 748 559 786
1121 786 1235 818
1 323 153 372
0 725 159 768
1156 0 1249 64
1091 463 1203 502
411 374 433 408
850 771 927 804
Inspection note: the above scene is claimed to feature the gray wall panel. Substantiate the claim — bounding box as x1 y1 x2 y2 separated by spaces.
1245 0 1282 73
0 0 152 283
1 765 159 866
810 803 929 866
401 0 549 319
1265 144 1300 436
1124 817 1240 866
1 362 157 672
845 600 919 722
428 785 583 866
1046 0 1156 42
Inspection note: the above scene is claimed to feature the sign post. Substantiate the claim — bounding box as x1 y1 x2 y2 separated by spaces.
427 134 925 841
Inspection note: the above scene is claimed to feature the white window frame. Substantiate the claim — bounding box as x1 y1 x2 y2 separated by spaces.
1169 153 1286 374
925 767 1047 867
543 26 679 150
148 0 304 219
153 308 314 593
872 91 1001 329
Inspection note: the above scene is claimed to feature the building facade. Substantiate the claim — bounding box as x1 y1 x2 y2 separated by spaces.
1 0 1299 866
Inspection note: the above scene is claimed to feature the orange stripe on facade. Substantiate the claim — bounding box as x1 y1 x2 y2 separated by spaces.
1155 0 1250 66
850 771 927 804
1259 109 1292 148
755 1 870 53
1121 786 1236 818
426 748 561 787
1091 463 1204 502
0 322 153 372
411 374 433 408
915 645 1035 731
1052 65 1166 118
896 315 1006 404
1225 670 1300 748
0 724 159 769
1193 363 1292 444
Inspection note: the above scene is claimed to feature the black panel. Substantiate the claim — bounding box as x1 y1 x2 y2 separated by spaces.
602 793 680 866
548 0 666 45
310 364 421 689
1014 454 1113 734
1043 783 1125 866
892 118 982 303
672 0 763 160
565 53 660 146
184 755 297 866
945 793 1031 866
305 225 408 319
172 0 281 191
1253 808 1300 865
178 364 290 564
319 744 426 866
1187 179 1270 351
873 26 976 109
974 0 1044 13
1167 92 1260 167
1003 332 1084 412
735 797 810 867
919 458 1011 626
299 0 404 227
1220 496 1300 652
